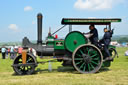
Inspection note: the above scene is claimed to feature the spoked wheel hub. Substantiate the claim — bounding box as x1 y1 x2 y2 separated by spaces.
72 44 103 74
82 54 92 63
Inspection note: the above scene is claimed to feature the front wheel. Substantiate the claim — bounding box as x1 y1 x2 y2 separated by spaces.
72 44 103 74
12 53 37 75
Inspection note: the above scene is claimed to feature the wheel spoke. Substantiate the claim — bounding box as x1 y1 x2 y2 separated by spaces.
88 64 91 72
23 66 25 71
88 49 90 56
91 61 98 65
75 61 82 65
89 50 93 55
76 54 82 57
27 57 32 62
74 58 83 60
79 49 84 55
92 51 97 54
83 64 86 72
89 63 95 70
80 62 85 69
92 57 99 60
91 54 97 58
86 47 89 51
83 48 87 53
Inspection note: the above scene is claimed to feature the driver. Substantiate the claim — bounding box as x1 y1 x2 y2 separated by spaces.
88 24 99 46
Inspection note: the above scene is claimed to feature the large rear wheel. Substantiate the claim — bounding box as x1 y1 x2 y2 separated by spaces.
72 44 103 74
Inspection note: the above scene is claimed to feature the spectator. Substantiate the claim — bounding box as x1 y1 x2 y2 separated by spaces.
8 48 10 57
28 48 36 56
1 46 6 59
14 48 18 58
18 47 23 54
6 48 8 58
29 48 33 54
10 46 14 59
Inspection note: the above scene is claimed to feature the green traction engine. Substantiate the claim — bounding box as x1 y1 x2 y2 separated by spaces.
12 13 121 75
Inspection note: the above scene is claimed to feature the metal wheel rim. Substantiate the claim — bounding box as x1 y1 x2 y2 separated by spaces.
72 44 103 74
13 53 37 75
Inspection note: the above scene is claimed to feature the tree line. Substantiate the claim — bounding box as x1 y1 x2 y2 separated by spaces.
116 37 128 43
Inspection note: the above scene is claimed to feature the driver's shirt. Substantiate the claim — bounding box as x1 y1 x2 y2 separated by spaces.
89 28 98 44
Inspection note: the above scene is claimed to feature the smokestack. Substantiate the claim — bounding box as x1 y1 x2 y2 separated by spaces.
37 13 43 44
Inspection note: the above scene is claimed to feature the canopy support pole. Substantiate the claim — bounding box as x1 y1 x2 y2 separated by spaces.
69 25 72 33
109 23 111 30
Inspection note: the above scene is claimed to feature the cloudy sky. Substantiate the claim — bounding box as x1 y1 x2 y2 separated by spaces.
0 0 128 42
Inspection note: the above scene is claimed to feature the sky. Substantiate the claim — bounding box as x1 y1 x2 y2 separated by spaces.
0 0 128 42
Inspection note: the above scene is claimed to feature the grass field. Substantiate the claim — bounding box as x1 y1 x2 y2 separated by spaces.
0 47 128 85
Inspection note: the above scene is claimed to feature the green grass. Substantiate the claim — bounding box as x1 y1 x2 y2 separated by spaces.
0 47 128 85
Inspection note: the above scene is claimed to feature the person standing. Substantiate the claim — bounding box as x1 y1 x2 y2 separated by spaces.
13 48 18 59
6 48 8 58
18 47 23 54
1 46 6 59
10 46 14 59
8 48 10 58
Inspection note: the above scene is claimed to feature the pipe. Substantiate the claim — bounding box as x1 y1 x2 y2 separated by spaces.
37 13 43 44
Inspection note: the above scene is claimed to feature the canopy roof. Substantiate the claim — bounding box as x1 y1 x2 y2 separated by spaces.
61 18 121 25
